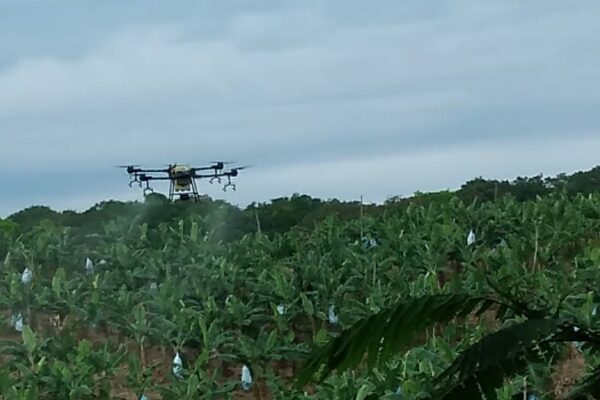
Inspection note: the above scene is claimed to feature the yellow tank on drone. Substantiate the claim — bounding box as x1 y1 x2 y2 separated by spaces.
169 164 193 192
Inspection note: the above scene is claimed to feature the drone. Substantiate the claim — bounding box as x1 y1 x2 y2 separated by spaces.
118 162 248 201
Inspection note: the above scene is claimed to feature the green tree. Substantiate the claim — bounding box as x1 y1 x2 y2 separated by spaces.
8 206 60 233
0 218 19 259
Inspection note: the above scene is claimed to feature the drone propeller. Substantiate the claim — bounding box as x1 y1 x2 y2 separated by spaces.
116 165 143 175
197 161 232 171
230 165 252 172
224 165 251 178
116 164 142 169
153 164 176 169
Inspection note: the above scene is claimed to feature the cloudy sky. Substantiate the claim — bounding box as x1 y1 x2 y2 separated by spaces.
1 0 599 216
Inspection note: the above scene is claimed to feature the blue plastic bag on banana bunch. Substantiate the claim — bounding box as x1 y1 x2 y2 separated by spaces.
328 305 339 325
85 258 94 275
172 352 184 378
467 230 476 246
12 313 23 332
241 364 253 391
21 267 32 285
276 304 286 315
139 394 149 400
362 236 378 249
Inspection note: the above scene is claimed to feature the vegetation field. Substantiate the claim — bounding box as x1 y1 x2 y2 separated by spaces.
2 168 600 399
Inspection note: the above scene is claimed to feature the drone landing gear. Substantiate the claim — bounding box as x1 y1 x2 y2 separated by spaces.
143 181 154 196
223 176 236 192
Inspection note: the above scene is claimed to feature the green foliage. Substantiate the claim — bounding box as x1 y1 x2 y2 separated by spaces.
0 218 19 259
299 295 496 384
430 318 562 400
2 166 600 398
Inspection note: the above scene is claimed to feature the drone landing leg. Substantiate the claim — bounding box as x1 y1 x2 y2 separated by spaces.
223 176 237 192
143 181 154 197
168 179 174 202
191 178 200 201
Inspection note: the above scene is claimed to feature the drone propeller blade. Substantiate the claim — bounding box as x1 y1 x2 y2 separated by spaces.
116 165 144 175
232 165 252 171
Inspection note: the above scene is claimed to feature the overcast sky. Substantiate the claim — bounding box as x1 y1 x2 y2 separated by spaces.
1 0 599 216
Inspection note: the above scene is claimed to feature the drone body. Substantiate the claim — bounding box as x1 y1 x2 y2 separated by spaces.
119 162 248 201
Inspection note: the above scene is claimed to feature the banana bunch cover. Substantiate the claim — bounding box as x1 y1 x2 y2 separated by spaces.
172 352 183 379
328 305 339 325
21 267 32 285
12 313 23 332
467 230 476 246
85 258 94 274
361 236 378 249
241 364 252 391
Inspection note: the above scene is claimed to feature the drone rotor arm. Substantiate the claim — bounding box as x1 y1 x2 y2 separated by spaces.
191 166 216 171
139 175 171 181
193 172 226 178
137 168 170 174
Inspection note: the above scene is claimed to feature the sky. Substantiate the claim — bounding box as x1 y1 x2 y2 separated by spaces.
1 0 599 216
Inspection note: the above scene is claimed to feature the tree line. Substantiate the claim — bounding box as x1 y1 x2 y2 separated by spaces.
2 164 600 247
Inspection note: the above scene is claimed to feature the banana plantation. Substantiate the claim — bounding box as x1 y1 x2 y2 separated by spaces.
2 192 600 399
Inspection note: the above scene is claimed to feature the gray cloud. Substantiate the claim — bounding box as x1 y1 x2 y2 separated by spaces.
1 0 599 216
